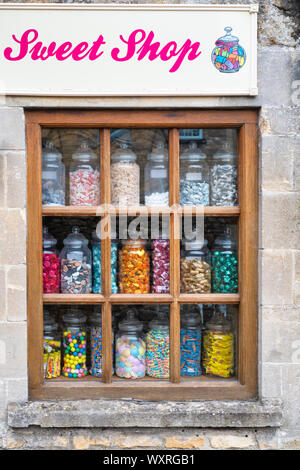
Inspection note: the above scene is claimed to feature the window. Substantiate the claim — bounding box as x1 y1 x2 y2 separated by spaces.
27 109 257 400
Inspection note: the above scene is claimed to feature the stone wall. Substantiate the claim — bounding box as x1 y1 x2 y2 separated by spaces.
0 0 299 450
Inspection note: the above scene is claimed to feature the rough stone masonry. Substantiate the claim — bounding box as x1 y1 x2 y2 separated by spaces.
0 0 299 450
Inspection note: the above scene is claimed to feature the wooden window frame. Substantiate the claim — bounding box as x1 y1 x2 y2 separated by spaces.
27 109 258 401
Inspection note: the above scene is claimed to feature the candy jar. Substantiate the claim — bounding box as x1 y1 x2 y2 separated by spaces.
202 305 234 378
60 227 92 294
43 311 61 379
210 140 238 206
151 233 170 293
111 143 140 205
69 141 100 206
180 239 211 293
42 226 60 293
62 310 88 378
115 310 146 379
211 27 246 73
144 141 169 206
92 231 118 294
211 227 238 293
180 306 202 377
146 310 169 379
42 141 65 206
119 239 150 294
180 141 209 205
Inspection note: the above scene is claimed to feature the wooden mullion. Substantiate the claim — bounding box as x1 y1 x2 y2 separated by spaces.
169 128 179 206
237 123 258 395
102 302 112 383
170 302 181 383
27 121 44 390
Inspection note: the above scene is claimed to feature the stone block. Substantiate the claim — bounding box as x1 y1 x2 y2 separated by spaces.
260 364 282 398
6 378 28 404
281 366 300 429
112 434 161 449
0 323 27 379
261 250 294 305
255 429 279 450
0 152 5 207
261 191 296 249
0 380 6 420
260 135 297 191
0 108 25 150
7 265 26 321
261 319 300 364
73 434 111 450
209 433 257 449
0 210 26 265
0 267 6 321
165 436 205 449
260 107 300 136
6 151 26 208
262 306 300 323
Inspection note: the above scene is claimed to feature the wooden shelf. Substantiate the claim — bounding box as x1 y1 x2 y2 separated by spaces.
178 294 240 304
42 205 240 217
43 294 105 304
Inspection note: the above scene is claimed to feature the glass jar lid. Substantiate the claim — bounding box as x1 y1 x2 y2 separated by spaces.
43 311 59 333
111 143 137 163
118 310 143 334
181 141 206 161
43 226 57 250
42 141 62 163
121 239 147 247
72 140 97 162
216 27 239 44
149 310 169 329
213 226 236 249
184 238 208 251
63 226 89 249
62 310 87 326
181 311 202 328
147 141 168 162
89 310 102 327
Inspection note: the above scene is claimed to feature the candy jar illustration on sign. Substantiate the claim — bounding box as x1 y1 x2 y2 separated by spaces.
211 27 246 73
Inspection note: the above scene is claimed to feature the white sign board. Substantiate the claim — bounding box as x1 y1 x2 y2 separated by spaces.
0 3 258 96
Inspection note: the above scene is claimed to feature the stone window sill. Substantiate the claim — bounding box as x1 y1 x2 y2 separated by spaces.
8 398 283 429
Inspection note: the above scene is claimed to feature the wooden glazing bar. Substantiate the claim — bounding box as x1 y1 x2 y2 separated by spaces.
102 302 113 383
179 294 240 304
109 294 173 304
170 302 181 383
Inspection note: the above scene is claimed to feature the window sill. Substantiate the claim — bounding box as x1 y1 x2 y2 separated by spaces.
8 398 283 429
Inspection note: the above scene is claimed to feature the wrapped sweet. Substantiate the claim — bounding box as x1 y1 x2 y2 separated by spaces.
211 27 246 73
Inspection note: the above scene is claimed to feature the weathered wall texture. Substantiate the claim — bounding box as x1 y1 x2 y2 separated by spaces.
0 0 299 450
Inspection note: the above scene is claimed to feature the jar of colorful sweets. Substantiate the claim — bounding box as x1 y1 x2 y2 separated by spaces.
180 141 209 206
151 230 170 294
144 141 169 206
92 231 118 294
115 310 146 379
119 239 150 294
211 227 238 293
210 140 237 206
211 27 246 73
69 140 100 206
146 309 169 379
202 305 234 378
42 226 60 293
42 141 65 206
62 310 88 378
180 239 211 293
111 143 140 206
43 311 61 379
60 227 92 294
89 309 115 377
180 306 203 377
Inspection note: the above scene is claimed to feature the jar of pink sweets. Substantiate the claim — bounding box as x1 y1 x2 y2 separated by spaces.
69 141 100 206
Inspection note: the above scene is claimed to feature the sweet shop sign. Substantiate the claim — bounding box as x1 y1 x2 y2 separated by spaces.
0 4 258 96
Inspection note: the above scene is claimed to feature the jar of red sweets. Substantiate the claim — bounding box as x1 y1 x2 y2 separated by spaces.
42 226 60 293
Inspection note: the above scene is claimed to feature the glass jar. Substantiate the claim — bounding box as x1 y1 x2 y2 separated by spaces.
146 310 169 379
111 143 140 205
42 141 65 206
42 226 60 293
43 311 61 379
211 227 238 293
180 239 211 293
180 142 209 206
144 141 169 206
69 141 100 206
119 239 150 294
62 310 88 378
91 231 118 294
210 142 237 206
203 306 234 378
180 307 202 377
115 310 146 379
60 227 92 294
151 232 170 293
211 27 246 73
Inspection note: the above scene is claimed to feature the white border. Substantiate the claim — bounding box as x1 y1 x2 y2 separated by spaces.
0 3 258 97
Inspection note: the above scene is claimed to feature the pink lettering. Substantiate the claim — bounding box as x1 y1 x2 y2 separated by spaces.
4 29 38 61
111 29 146 62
